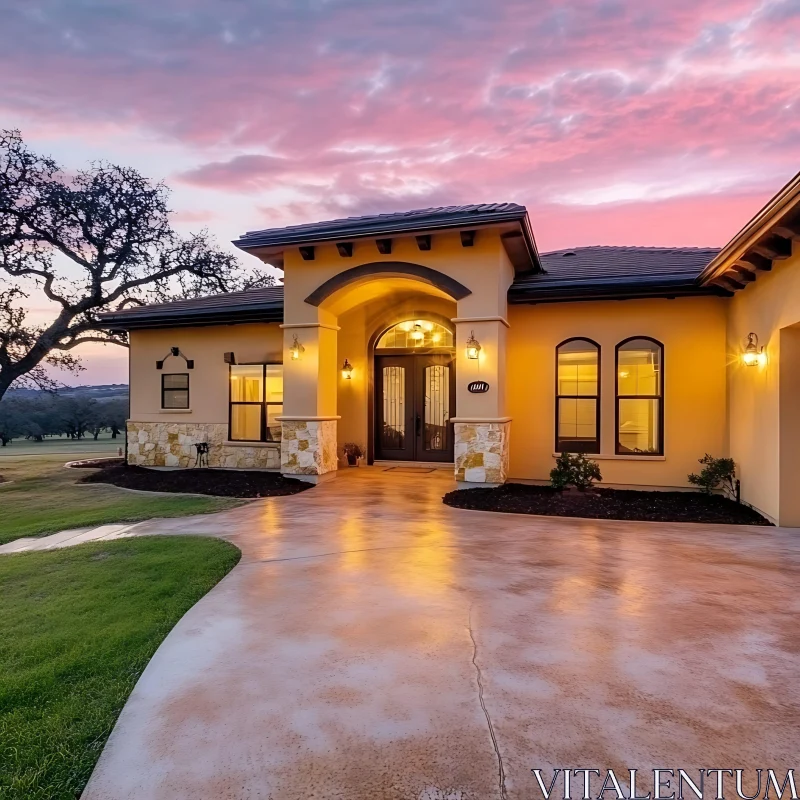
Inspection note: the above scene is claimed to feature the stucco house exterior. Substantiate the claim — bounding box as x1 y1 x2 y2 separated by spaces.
102 171 800 526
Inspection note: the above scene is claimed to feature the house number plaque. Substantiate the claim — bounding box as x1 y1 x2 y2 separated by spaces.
467 381 490 394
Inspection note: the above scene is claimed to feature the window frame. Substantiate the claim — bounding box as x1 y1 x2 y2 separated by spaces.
615 336 664 456
554 337 601 454
228 363 283 443
161 373 190 410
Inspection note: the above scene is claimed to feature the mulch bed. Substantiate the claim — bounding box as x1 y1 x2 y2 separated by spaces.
443 483 772 526
79 463 312 498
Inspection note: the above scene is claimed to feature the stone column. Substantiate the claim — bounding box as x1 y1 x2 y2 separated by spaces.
451 316 511 487
278 321 340 483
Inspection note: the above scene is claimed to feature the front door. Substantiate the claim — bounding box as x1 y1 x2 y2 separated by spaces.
375 354 455 462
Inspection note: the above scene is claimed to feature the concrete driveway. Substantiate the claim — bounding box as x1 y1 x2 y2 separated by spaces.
83 467 800 800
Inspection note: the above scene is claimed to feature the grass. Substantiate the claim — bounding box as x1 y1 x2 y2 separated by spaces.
0 442 243 545
0 536 241 800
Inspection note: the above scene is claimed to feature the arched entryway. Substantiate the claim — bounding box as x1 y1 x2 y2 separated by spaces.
371 317 456 463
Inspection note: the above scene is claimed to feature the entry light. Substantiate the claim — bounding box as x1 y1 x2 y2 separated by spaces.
290 334 305 361
743 332 766 366
466 330 481 360
410 322 425 342
341 359 354 380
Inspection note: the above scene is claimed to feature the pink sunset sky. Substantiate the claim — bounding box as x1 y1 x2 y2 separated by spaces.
3 0 800 385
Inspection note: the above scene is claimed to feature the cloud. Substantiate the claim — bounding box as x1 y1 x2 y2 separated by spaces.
0 0 798 241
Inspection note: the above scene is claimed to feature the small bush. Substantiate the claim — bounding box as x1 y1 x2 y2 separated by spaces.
688 454 736 495
550 452 603 491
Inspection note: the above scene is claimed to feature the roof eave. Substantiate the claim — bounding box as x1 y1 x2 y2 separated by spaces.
698 170 800 286
509 280 730 305
233 208 543 274
99 307 284 332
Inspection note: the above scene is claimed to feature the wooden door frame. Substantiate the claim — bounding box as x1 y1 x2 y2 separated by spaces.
367 313 456 465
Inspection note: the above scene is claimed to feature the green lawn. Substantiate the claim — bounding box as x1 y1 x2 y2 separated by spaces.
0 536 241 800
0 443 243 545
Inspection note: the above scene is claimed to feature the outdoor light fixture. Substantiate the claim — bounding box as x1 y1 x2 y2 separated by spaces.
742 332 766 366
410 322 425 342
341 359 354 380
466 330 481 359
290 334 305 361
155 347 194 370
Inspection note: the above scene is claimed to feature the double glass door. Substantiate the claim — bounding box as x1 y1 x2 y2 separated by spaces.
375 354 455 462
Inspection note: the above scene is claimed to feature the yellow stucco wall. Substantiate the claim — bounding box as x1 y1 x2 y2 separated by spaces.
129 323 283 423
507 296 728 487
727 244 800 524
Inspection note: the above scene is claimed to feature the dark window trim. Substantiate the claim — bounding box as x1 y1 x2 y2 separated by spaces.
161 373 189 409
614 336 664 456
555 337 601 454
228 362 283 443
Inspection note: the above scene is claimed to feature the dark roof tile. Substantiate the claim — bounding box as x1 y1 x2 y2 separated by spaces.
510 246 726 302
234 203 528 249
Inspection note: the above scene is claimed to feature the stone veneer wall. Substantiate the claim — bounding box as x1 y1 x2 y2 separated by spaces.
454 421 510 484
127 421 280 469
281 419 338 476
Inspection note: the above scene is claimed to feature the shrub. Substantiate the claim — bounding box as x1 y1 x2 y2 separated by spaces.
550 452 602 491
688 454 736 495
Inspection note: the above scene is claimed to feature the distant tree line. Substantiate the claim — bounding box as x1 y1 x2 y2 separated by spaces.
0 394 128 446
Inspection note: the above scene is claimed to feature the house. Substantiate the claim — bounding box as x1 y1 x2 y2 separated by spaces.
101 171 800 526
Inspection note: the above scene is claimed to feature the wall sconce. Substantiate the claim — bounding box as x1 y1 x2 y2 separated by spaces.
156 347 194 369
466 331 481 360
742 332 766 366
341 359 354 380
290 334 305 361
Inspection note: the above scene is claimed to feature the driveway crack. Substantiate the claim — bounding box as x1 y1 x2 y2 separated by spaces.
467 605 508 800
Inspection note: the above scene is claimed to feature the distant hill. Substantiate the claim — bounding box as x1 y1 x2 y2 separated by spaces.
7 384 129 402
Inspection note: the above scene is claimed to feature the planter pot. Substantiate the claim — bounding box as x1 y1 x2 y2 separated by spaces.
346 455 358 466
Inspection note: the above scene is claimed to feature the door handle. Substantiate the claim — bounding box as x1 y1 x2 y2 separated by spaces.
415 414 421 435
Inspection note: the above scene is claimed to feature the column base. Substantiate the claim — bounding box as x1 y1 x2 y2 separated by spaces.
453 420 510 485
280 419 338 478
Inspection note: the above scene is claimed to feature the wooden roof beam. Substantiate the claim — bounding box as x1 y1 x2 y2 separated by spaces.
712 275 746 292
730 265 757 283
738 251 772 272
753 234 792 260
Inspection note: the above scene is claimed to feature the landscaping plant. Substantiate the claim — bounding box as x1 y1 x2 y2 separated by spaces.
688 454 736 495
550 452 603 491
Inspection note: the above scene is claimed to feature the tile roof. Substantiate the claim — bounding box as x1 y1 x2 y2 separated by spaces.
510 246 728 302
100 246 729 329
233 203 529 250
99 286 284 329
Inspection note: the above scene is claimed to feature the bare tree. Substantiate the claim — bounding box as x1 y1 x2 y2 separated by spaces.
0 130 272 401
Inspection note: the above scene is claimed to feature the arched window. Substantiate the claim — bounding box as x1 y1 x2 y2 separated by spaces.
556 338 600 453
376 319 454 349
616 337 663 455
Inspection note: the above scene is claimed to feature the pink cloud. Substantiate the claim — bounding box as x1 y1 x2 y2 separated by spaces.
1 0 798 248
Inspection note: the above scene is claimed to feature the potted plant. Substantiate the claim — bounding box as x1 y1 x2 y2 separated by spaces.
342 442 364 467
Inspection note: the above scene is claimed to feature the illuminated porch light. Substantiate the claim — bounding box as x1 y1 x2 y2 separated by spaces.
410 322 425 342
290 334 305 361
742 332 765 366
466 330 481 360
341 359 354 379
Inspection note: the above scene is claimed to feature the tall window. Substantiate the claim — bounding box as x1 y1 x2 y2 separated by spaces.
229 364 283 442
556 338 600 453
162 374 189 409
616 337 663 455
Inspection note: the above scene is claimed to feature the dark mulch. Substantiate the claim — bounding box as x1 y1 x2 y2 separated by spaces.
443 483 772 526
80 463 312 498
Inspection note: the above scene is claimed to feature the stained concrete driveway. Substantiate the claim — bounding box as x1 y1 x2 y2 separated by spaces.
83 468 800 800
